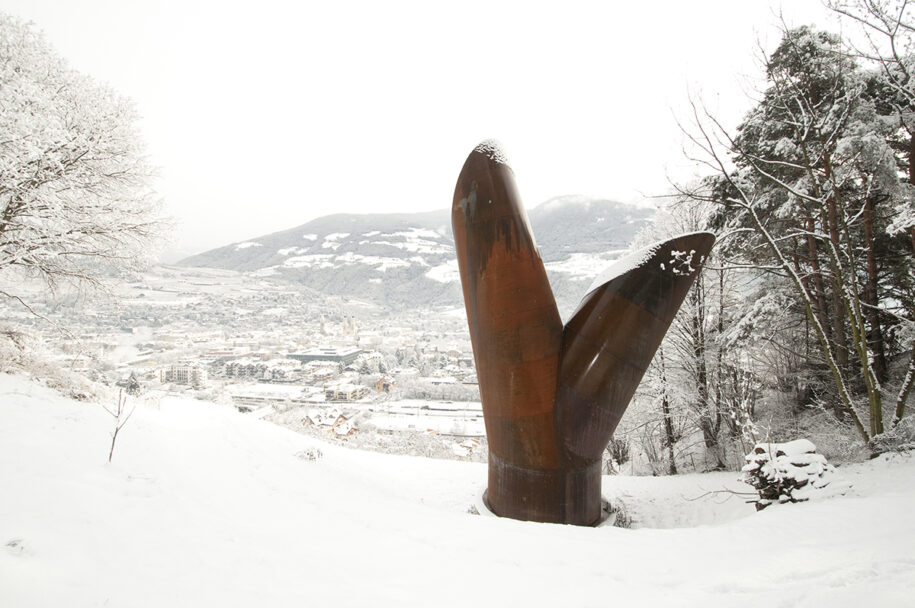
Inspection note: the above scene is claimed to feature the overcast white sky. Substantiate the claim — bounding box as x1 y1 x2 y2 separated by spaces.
4 0 839 260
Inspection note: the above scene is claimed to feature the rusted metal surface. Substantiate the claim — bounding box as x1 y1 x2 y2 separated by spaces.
556 231 717 467
453 141 714 525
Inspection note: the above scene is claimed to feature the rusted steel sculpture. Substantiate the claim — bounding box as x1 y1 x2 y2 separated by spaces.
453 140 715 525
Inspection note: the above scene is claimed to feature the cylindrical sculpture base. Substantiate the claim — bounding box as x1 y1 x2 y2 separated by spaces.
486 451 602 526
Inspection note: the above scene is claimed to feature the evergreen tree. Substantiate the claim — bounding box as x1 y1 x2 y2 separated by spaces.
684 25 914 443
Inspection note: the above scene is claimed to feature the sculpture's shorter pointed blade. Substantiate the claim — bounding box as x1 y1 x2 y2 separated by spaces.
556 231 716 463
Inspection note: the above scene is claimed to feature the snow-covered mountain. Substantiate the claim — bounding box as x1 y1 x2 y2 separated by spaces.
179 197 655 314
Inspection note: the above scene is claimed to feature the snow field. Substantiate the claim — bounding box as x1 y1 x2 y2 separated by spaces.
1 374 913 607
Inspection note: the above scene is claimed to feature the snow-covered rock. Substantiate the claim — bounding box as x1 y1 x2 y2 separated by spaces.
742 439 852 509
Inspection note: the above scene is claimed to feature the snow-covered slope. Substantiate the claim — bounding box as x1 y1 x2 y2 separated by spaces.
179 210 460 310
2 374 913 607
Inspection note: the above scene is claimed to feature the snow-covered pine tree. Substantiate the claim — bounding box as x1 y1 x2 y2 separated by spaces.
826 0 915 430
682 25 914 444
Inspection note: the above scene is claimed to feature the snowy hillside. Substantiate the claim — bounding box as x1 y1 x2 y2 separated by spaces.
2 373 913 607
178 198 654 314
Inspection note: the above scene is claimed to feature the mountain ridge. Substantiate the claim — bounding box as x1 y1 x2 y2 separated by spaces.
179 197 655 314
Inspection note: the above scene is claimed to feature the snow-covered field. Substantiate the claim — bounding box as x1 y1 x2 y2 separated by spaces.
2 373 913 607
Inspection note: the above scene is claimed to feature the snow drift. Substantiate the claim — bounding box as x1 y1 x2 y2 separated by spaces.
1 374 913 607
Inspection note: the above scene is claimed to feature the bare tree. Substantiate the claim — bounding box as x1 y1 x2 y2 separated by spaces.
102 390 135 462
0 14 166 314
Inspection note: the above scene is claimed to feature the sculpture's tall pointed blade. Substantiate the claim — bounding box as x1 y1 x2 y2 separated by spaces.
452 141 563 473
556 232 716 463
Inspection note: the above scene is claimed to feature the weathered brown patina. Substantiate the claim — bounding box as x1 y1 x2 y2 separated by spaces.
453 141 715 525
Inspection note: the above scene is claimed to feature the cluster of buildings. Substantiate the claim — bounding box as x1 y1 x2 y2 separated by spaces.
13 266 484 447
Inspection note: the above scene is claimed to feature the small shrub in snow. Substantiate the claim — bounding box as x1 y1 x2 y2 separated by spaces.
603 435 631 474
1 325 107 402
869 417 915 455
742 439 850 510
102 390 135 463
5 538 26 556
296 447 323 462
604 498 631 528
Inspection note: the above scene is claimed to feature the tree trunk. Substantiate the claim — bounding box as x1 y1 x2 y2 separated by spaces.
825 196 850 373
862 196 888 383
894 347 915 426
895 140 915 426
714 267 725 434
691 280 721 466
658 348 678 475
806 216 833 349
909 132 915 185
895 226 915 426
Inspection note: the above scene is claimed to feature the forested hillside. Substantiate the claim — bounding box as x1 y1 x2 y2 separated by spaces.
620 11 915 474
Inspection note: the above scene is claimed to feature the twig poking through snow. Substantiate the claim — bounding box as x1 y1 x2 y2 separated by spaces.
102 390 135 463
